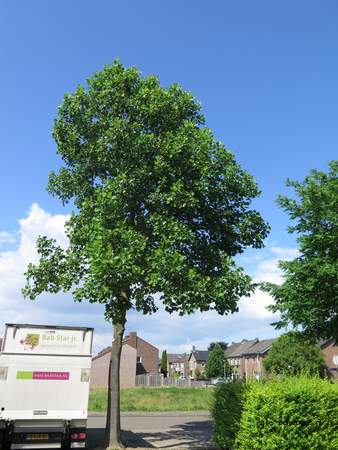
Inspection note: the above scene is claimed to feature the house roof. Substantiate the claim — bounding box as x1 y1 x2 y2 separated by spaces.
225 339 259 357
224 342 241 357
92 346 111 361
124 334 158 352
0 337 2 352
243 338 276 356
168 353 187 363
190 350 210 362
318 338 335 348
92 332 158 360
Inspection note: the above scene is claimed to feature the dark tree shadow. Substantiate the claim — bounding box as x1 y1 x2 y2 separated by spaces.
87 428 154 449
129 420 216 449
87 420 217 449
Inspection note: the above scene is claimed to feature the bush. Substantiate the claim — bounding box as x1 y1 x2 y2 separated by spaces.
212 381 246 449
235 377 338 450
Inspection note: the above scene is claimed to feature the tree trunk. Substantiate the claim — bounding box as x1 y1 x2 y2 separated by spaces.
105 317 126 449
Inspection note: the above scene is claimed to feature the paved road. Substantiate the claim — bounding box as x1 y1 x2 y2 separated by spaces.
87 412 216 449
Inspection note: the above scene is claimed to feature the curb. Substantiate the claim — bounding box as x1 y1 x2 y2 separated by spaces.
123 447 218 450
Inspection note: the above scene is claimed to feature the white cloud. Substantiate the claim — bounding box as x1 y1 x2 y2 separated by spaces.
269 246 300 259
0 204 112 354
0 204 296 355
0 231 16 247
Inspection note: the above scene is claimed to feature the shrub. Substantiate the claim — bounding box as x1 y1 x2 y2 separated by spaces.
212 381 246 449
235 376 338 450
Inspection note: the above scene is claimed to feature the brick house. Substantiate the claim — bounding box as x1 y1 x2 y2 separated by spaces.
225 338 275 380
225 339 258 379
242 339 275 380
123 332 159 375
91 343 137 388
167 353 188 378
188 347 210 379
90 331 159 388
320 338 338 380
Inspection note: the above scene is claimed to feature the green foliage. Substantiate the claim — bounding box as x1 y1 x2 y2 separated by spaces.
172 371 180 380
22 60 269 324
263 331 326 377
205 343 232 379
194 367 202 380
263 161 338 342
208 341 228 351
160 350 168 376
235 377 338 450
212 381 246 450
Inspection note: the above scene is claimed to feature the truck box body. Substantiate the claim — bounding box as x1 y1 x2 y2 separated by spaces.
0 324 94 450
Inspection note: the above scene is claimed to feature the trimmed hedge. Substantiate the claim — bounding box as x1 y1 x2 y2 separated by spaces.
212 377 338 450
211 381 246 449
236 377 338 450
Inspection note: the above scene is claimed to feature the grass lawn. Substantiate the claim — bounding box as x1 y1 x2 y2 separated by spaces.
89 387 214 412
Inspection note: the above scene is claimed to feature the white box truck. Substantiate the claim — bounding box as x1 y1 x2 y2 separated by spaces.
0 324 94 450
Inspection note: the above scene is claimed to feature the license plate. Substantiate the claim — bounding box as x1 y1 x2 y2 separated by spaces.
26 433 49 440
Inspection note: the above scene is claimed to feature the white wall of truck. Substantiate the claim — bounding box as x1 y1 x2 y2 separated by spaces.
0 324 94 450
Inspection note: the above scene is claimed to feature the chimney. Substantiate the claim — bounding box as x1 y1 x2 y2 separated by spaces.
128 332 137 349
192 345 196 352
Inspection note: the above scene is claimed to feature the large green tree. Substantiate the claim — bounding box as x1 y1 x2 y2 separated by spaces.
22 61 268 448
263 161 338 342
263 331 326 377
205 343 232 379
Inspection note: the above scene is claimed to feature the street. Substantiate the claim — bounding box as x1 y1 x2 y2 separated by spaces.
87 412 216 449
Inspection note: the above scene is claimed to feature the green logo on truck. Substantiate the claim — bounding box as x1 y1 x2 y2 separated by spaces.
20 334 40 350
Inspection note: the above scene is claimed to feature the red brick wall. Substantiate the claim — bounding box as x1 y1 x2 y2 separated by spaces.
125 333 159 374
322 340 338 380
241 354 270 380
90 343 137 388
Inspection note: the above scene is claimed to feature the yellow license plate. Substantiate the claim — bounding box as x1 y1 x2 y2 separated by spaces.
26 434 49 440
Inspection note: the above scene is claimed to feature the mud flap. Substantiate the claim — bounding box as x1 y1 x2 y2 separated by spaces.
61 422 71 450
0 422 13 450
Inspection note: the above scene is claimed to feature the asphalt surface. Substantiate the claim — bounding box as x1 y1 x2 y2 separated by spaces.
87 412 216 449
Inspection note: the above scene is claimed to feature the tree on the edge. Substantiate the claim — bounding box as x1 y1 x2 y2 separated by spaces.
22 61 269 448
160 350 168 376
263 331 326 377
205 343 232 379
263 161 338 343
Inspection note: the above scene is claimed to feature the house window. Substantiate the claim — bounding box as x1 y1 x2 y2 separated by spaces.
137 356 142 363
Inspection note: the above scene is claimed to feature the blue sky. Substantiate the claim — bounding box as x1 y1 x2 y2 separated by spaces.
0 1 337 352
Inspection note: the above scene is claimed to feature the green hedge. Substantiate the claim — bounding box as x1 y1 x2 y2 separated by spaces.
236 377 338 450
211 381 246 449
